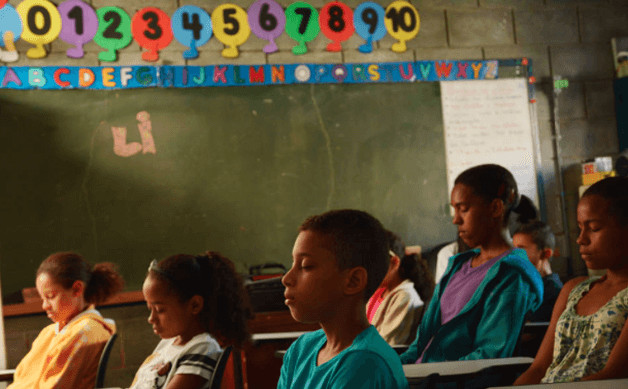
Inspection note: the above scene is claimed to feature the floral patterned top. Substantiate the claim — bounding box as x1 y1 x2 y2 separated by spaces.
542 277 628 383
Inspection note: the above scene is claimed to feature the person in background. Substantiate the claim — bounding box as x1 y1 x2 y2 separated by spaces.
130 252 251 389
434 236 470 284
9 252 124 389
278 209 408 389
515 177 628 384
400 164 543 364
367 230 434 345
513 220 563 322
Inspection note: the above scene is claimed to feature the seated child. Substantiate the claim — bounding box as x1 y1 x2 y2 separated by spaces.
400 164 543 364
130 252 251 389
278 209 408 389
367 230 434 345
513 220 563 322
515 177 628 384
9 252 124 389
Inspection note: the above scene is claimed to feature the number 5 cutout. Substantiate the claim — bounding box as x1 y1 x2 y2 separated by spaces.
212 4 250 58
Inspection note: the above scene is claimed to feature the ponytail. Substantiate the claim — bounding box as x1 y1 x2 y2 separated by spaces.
37 252 124 305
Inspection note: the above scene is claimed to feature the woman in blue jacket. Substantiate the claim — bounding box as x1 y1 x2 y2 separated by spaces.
400 164 543 364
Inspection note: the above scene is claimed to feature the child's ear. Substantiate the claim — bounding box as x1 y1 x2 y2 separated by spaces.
490 198 505 219
189 295 204 315
541 248 553 260
344 267 367 296
71 280 85 297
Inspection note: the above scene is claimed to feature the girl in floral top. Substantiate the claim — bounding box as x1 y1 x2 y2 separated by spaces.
515 177 628 384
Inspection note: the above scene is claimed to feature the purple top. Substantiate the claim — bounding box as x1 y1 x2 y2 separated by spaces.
416 249 512 363
440 250 511 324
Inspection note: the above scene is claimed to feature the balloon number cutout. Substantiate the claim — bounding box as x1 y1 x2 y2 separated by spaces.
171 6 212 59
132 7 173 62
0 3 22 62
384 1 419 53
248 0 285 54
285 2 319 55
319 1 353 52
16 0 62 58
212 4 250 58
354 2 386 53
94 7 131 62
58 0 98 58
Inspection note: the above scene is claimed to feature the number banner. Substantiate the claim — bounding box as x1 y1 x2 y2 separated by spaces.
0 60 498 90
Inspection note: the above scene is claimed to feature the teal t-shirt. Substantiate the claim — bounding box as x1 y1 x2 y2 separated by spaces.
277 325 409 389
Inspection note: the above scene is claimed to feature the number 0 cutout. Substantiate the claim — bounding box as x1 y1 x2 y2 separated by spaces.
384 1 419 53
17 0 62 58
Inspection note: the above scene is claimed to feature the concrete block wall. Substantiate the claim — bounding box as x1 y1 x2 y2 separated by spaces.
3 304 158 388
2 0 627 346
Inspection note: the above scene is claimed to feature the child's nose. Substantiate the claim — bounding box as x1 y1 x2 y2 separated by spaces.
147 310 156 324
576 230 588 246
282 267 294 287
452 212 462 225
41 299 50 311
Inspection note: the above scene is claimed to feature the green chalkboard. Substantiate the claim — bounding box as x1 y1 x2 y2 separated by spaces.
0 83 455 298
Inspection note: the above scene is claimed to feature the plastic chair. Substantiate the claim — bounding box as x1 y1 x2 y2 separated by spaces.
94 332 118 388
208 346 233 389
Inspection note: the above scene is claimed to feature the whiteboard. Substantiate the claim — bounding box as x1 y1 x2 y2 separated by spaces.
441 78 538 206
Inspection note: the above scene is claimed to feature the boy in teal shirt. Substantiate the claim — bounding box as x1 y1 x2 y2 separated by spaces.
278 209 408 389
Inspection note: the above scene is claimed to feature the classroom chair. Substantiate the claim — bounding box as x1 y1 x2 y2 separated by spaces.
94 332 118 388
209 346 232 389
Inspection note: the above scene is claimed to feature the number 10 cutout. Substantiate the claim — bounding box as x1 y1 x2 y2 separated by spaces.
384 1 419 53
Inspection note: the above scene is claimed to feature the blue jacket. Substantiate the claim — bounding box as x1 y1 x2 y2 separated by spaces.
400 248 543 363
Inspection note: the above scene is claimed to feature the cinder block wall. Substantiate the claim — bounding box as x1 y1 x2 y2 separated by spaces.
5 0 627 278
3 304 158 387
2 0 627 385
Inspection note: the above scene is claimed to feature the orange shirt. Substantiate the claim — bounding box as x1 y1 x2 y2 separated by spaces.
8 308 115 389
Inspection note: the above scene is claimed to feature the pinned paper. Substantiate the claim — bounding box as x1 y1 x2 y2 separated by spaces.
248 0 285 54
171 5 213 59
354 2 386 54
58 0 98 59
0 4 22 62
285 2 319 55
212 4 251 58
93 7 132 62
16 0 62 59
132 7 173 62
384 0 419 53
319 1 354 52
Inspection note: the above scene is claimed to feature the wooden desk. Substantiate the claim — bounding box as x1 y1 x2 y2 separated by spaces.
0 369 15 381
404 357 533 387
244 311 319 389
489 378 628 388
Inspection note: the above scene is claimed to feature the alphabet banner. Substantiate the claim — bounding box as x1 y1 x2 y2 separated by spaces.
0 60 499 90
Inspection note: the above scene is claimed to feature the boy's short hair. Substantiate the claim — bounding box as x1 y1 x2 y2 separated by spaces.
299 209 388 298
515 220 556 251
